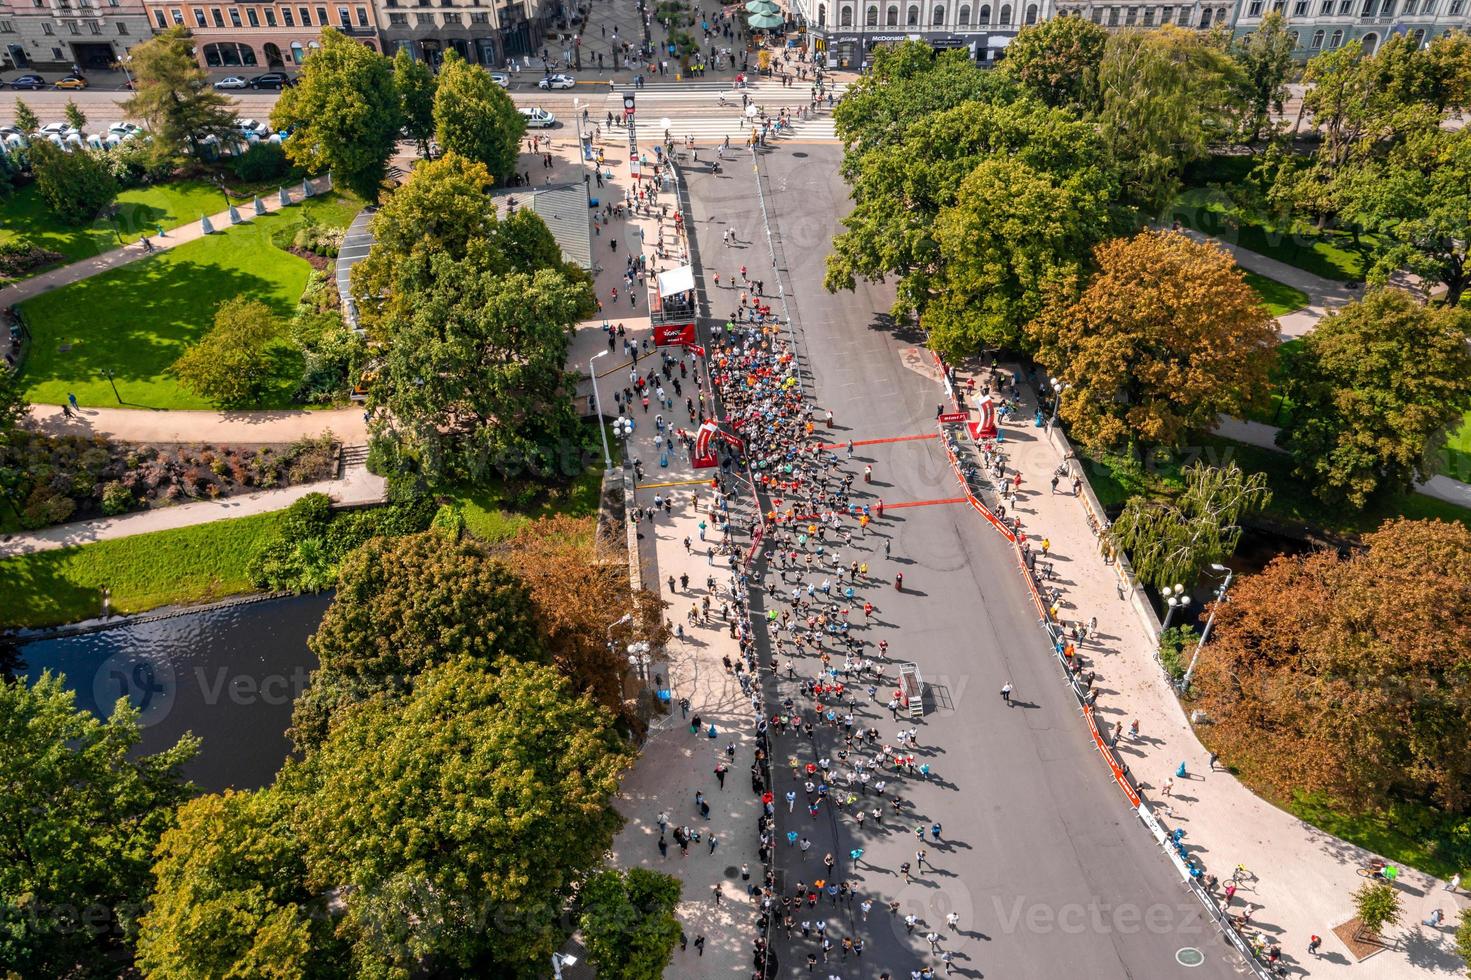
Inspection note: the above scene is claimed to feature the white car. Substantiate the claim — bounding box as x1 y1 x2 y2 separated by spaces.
490 71 510 88
538 73 575 90
214 75 249 90
237 118 270 137
108 121 141 139
519 107 556 128
39 122 77 138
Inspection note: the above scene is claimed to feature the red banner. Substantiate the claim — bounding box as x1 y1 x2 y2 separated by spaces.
938 411 968 424
653 322 696 347
693 420 719 468
973 394 998 439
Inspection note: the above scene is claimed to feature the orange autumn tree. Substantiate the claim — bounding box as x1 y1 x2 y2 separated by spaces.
1028 229 1278 452
1194 518 1471 815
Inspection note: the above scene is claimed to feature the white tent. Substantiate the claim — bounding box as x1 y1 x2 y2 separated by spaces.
657 265 695 298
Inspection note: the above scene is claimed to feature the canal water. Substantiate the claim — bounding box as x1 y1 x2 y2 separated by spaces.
16 592 330 793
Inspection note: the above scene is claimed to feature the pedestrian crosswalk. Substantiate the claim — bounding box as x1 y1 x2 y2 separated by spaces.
601 79 849 105
598 114 838 144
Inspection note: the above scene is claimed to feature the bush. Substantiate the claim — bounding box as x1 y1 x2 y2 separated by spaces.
278 434 339 484
28 140 118 225
1158 624 1197 683
100 480 133 516
21 487 75 529
230 141 291 183
430 501 466 541
291 312 362 405
246 497 437 592
0 238 64 278
278 491 334 541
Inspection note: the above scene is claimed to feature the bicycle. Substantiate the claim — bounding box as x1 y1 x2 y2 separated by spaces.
1355 859 1388 879
1232 864 1257 883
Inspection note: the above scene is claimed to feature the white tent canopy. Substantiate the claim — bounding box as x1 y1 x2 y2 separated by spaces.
657 265 695 298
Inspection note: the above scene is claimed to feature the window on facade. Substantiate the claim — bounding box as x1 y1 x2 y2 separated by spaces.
170 7 183 21
864 3 876 21
246 7 258 24
337 5 348 22
1143 6 1154 21
66 19 79 32
1329 27 1342 44
1293 0 1307 13
192 7 204 24
282 6 294 24
1287 28 1298 44
0 18 14 30
979 2 989 20
839 3 852 22
357 5 368 23
264 6 276 23
1338 0 1352 12
957 3 969 21
153 9 166 25
210 7 223 25
1311 27 1323 43
905 4 916 22
1025 2 1037 20
41 20 53 32
443 10 459 21
1198 8 1210 24
1089 5 1101 19
116 18 127 30
291 40 304 61
1449 0 1463 12
316 6 327 23
1248 0 1261 13
931 3 942 22
228 7 241 25
885 4 897 22
299 5 311 23
89 16 101 29
1107 5 1118 22
1360 0 1374 14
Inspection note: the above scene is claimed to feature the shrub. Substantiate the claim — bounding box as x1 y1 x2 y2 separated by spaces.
100 481 134 516
230 141 291 183
0 238 64 278
278 491 333 542
21 487 75 529
1158 625 1197 683
29 141 118 225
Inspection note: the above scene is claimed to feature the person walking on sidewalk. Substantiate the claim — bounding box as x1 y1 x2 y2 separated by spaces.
1000 682 1013 705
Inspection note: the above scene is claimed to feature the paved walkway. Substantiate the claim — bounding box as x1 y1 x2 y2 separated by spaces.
27 404 369 444
1177 227 1358 339
946 365 1468 978
0 462 383 558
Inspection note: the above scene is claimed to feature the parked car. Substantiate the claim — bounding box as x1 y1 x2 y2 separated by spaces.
248 72 293 90
214 75 249 89
237 118 270 137
9 74 45 90
538 73 575 90
519 107 556 128
53 75 89 90
490 71 510 88
39 122 78 138
107 121 142 139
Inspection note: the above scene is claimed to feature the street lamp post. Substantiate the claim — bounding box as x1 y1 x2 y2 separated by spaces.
589 350 614 472
1160 583 1190 630
1179 563 1232 692
105 368 122 404
1046 377 1067 431
627 640 652 681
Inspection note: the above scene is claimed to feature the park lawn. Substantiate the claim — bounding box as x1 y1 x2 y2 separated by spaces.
452 466 604 543
1077 434 1471 537
0 511 281 629
1170 187 1371 283
0 180 260 269
1442 412 1471 485
18 192 359 411
1240 338 1303 427
1288 795 1470 881
1243 271 1309 318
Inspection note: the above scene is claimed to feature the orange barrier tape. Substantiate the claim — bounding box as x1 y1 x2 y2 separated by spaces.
817 433 938 451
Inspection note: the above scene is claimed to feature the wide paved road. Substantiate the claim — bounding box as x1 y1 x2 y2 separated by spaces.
681 146 1246 978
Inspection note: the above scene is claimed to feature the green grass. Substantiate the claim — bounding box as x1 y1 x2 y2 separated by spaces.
18 192 360 410
451 467 604 543
0 511 282 628
1243 270 1310 318
1442 412 1471 485
1078 434 1471 537
1288 794 1471 881
0 180 266 270
1170 187 1372 283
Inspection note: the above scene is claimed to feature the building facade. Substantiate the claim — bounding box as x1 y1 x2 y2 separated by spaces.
791 0 1054 67
1048 2 1235 31
373 0 549 68
1233 0 1469 57
138 0 381 69
0 0 151 72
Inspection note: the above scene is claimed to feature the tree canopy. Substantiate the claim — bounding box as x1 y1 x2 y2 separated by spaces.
1001 17 1107 113
171 297 283 407
578 868 683 980
136 787 337 980
0 674 196 976
284 657 631 976
1195 518 1471 816
1028 229 1277 451
121 26 239 167
272 29 400 202
432 52 525 185
1276 289 1471 507
28 140 117 225
393 48 437 158
1230 12 1296 142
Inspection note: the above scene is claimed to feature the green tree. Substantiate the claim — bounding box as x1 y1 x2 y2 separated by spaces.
1341 126 1471 306
121 26 239 166
348 152 496 334
1028 229 1277 451
924 154 1113 357
825 98 1117 328
578 868 683 980
370 252 592 486
13 99 39 134
1001 17 1108 112
1353 880 1403 940
0 363 25 432
393 47 437 159
28 140 117 225
832 41 1015 169
136 787 338 979
431 52 524 185
1109 461 1270 591
1195 518 1471 814
63 98 87 134
1276 290 1471 507
171 297 282 407
1455 908 1471 974
0 673 197 976
1097 25 1243 215
1422 30 1471 112
1231 12 1296 142
284 657 632 976
272 28 401 202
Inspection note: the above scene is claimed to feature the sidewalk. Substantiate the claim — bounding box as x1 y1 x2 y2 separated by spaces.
549 120 767 977
945 365 1468 978
0 462 383 558
1176 228 1357 339
27 404 369 444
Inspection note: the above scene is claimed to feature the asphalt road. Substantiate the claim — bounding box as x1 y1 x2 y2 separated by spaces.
680 146 1246 979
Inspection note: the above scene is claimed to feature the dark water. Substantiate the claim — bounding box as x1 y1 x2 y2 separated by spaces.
18 593 330 793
